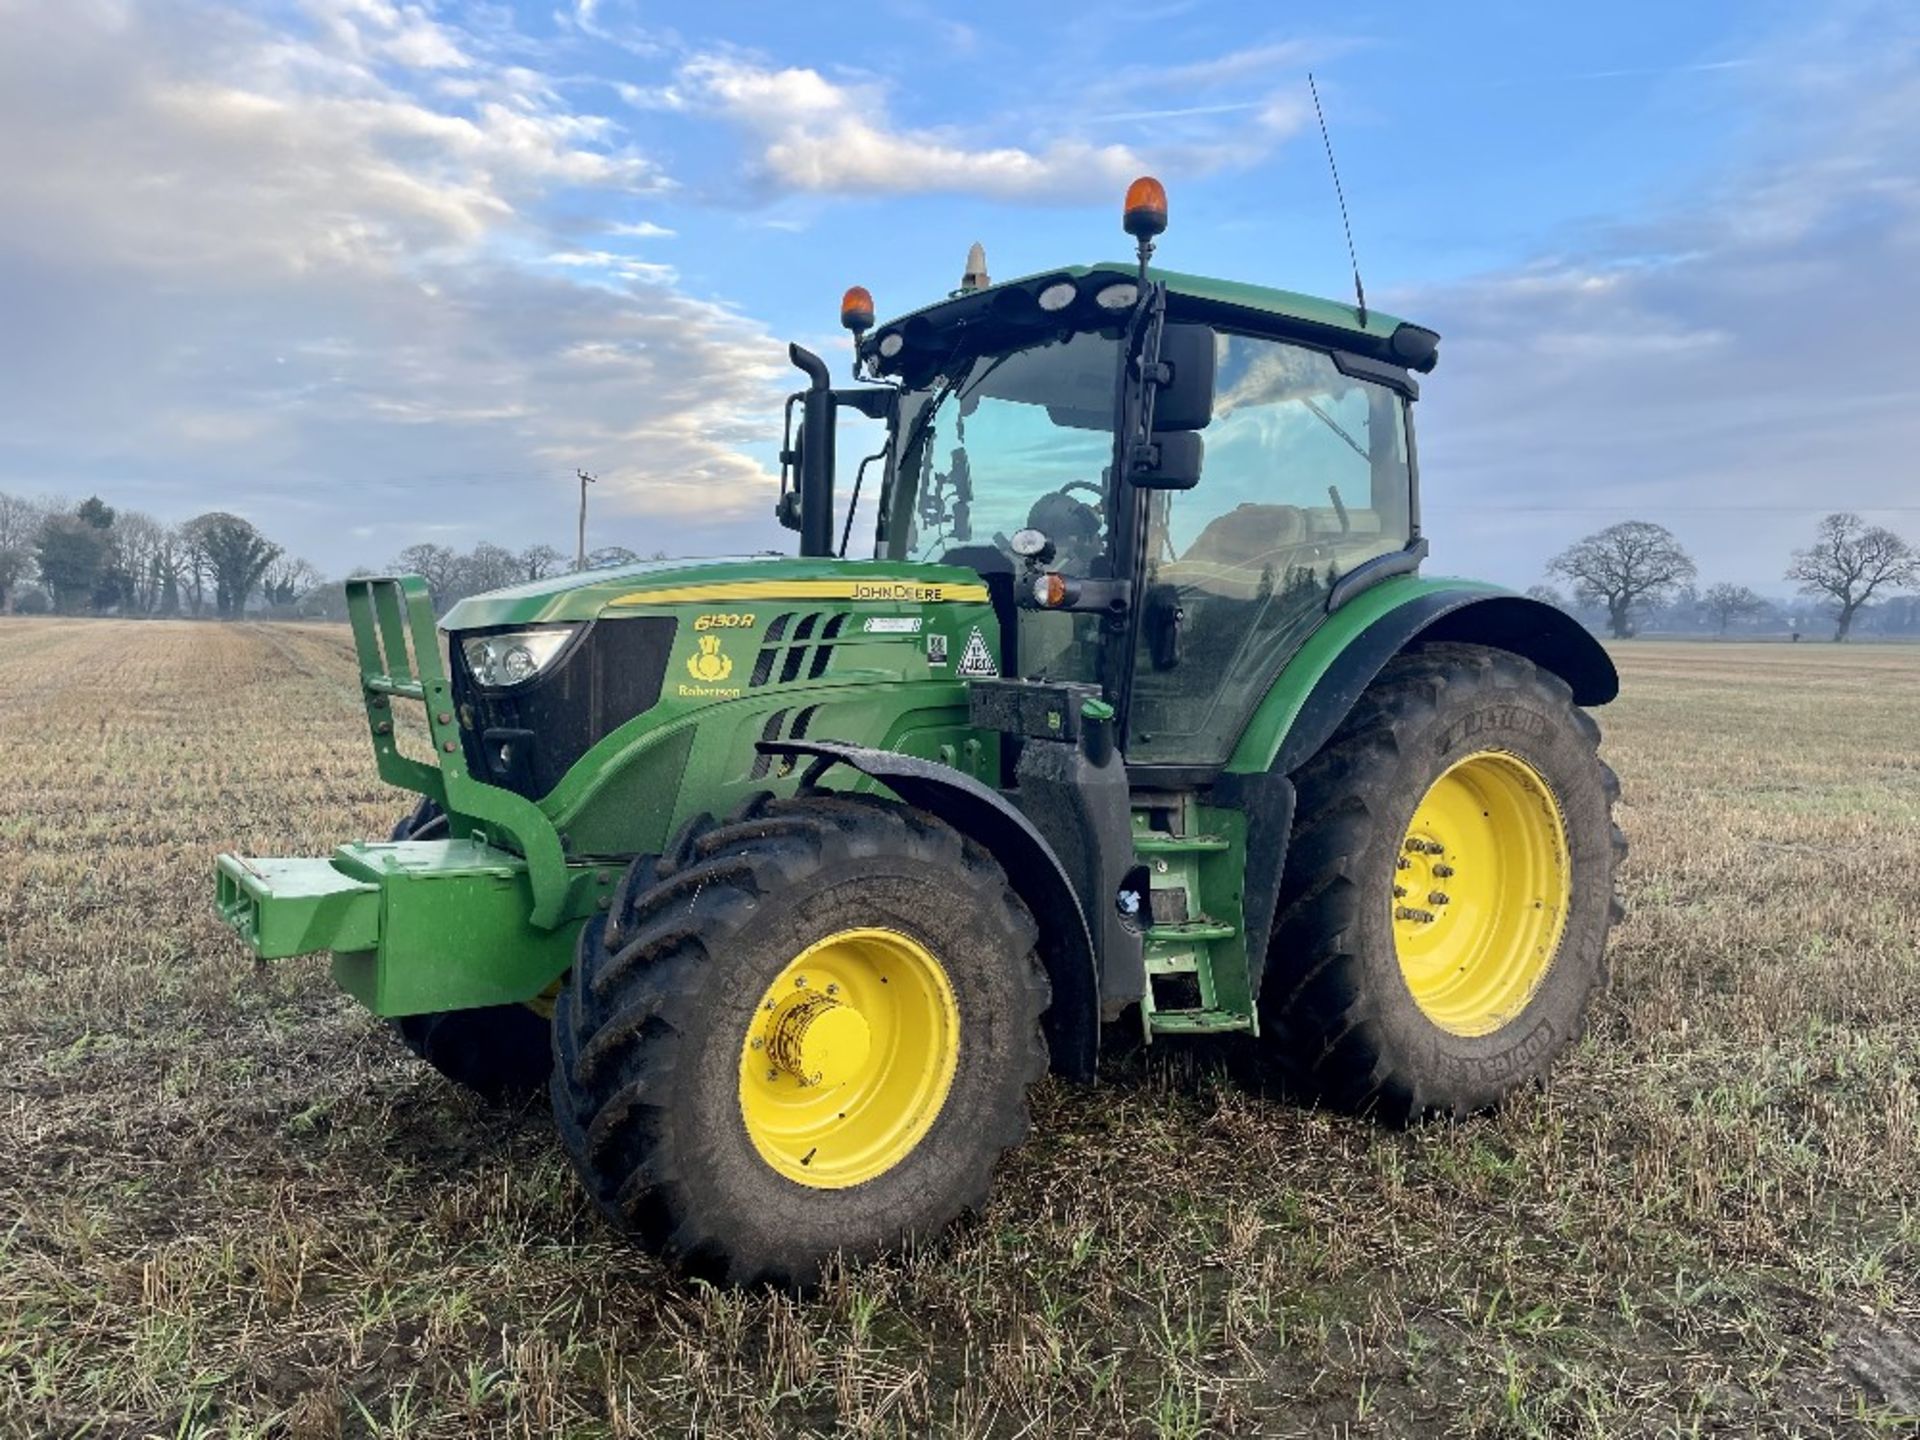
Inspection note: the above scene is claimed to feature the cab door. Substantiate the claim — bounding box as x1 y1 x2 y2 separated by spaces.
1126 331 1415 766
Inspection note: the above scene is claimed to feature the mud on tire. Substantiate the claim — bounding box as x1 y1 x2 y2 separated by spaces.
550 790 1051 1289
1261 642 1626 1122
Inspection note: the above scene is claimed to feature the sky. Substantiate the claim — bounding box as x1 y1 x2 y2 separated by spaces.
0 0 1915 592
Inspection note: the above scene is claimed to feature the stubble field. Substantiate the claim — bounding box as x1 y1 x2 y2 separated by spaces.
1 618 1917 1438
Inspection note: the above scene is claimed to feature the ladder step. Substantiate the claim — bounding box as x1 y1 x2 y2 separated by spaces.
1146 920 1237 943
1133 833 1230 854
1144 954 1200 976
1148 1009 1255 1035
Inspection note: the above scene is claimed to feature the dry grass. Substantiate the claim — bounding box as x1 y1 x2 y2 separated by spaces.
1 619 1916 1438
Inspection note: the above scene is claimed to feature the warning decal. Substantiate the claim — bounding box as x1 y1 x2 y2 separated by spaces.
956 626 998 678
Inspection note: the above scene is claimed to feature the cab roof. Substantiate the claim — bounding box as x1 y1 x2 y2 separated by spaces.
861 262 1439 380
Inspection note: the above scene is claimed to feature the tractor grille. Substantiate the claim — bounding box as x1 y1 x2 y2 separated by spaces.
450 616 677 800
748 611 850 688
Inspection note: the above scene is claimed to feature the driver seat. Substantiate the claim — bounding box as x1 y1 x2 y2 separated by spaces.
1181 503 1307 570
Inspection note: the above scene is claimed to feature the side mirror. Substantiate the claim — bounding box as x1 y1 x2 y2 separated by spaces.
1129 430 1203 490
1149 323 1216 431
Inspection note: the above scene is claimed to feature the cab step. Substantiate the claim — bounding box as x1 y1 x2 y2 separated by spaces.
1145 1008 1254 1035
1132 833 1231 855
1132 804 1257 1041
1145 920 1238 944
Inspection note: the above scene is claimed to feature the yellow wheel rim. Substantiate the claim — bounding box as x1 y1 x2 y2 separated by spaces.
738 928 959 1189
1392 750 1572 1037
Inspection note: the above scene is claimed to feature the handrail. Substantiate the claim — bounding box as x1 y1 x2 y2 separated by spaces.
342 576 573 929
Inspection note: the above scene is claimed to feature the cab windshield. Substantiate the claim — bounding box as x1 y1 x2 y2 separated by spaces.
877 329 1122 575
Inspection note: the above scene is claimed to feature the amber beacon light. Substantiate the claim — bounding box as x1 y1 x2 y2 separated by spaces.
840 285 875 333
1122 176 1168 239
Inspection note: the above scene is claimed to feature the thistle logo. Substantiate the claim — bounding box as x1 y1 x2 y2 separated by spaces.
688 634 734 682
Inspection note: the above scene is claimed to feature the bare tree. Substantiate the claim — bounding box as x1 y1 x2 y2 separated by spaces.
1702 582 1766 636
518 543 566 582
114 511 171 615
0 491 44 613
262 556 322 608
1525 583 1569 611
586 546 643 569
392 543 461 603
1785 512 1919 642
150 526 197 616
454 542 524 600
1548 521 1697 639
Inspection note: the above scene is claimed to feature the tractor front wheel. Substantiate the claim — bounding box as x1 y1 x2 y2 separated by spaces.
550 792 1050 1288
1262 643 1625 1121
383 799 552 1102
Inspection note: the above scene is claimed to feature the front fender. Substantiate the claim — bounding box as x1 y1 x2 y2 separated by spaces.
1227 578 1617 778
757 738 1101 1082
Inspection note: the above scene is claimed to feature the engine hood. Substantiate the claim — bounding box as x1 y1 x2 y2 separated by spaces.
440 555 990 630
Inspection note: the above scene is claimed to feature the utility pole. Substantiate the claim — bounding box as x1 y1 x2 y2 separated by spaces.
575 468 596 571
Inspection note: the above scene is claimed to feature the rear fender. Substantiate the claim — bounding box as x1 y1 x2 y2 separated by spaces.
1229 583 1617 780
758 738 1100 1082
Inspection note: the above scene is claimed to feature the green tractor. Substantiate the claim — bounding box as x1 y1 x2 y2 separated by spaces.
216 178 1623 1287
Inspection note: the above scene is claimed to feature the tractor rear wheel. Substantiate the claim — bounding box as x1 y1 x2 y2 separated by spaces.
550 791 1050 1288
383 799 551 1102
1261 643 1625 1121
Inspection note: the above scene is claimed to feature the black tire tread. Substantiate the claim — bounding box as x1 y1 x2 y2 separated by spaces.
1263 642 1626 1122
551 790 1050 1287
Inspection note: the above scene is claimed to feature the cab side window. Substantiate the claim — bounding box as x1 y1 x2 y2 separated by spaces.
1129 333 1414 765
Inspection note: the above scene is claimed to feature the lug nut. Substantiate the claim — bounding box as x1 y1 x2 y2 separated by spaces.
1433 864 1455 878
1396 856 1412 871
1393 885 1407 899
1429 891 1450 906
1395 906 1436 924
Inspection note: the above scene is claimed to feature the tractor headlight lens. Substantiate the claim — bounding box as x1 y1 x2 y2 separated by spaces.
1036 281 1077 312
877 331 905 358
461 628 574 688
1094 281 1139 310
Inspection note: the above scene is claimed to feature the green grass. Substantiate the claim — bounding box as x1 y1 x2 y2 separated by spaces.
0 621 1916 1436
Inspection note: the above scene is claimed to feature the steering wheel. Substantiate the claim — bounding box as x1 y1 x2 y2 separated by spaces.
1019 483 1105 573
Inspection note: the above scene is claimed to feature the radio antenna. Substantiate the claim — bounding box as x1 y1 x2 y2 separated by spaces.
1308 72 1367 328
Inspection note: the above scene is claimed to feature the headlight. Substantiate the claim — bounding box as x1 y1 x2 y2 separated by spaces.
1037 281 1077 312
461 628 575 688
877 331 904 358
1094 281 1139 310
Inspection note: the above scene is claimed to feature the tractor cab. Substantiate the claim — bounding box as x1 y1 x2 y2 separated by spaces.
776 180 1441 773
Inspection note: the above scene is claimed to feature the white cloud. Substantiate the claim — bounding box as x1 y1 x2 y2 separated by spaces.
677 56 1149 202
0 1 789 568
300 0 474 71
665 34 1338 204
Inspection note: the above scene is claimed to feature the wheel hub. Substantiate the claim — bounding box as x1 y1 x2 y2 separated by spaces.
737 927 959 1189
1391 750 1572 1037
764 993 873 1088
